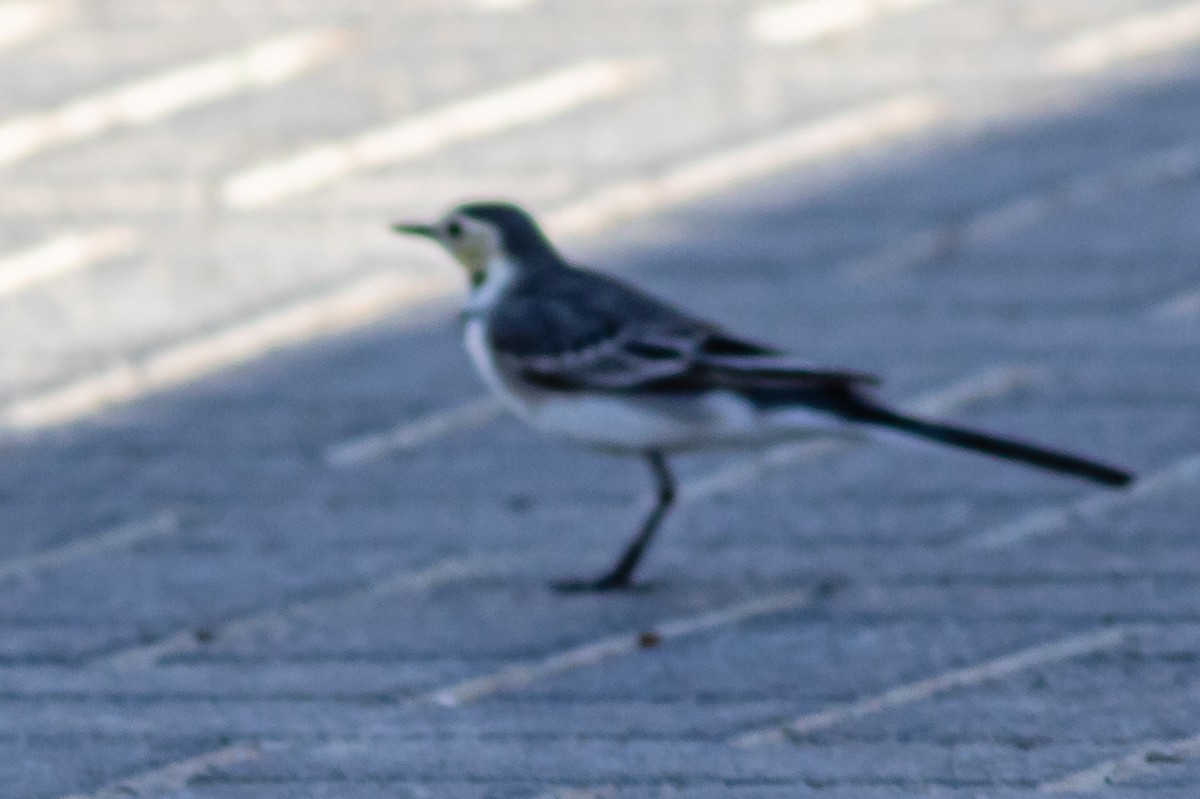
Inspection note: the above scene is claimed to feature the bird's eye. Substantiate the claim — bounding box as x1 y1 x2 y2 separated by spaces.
445 220 463 238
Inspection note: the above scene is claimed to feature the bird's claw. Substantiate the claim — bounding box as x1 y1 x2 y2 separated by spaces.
551 575 642 593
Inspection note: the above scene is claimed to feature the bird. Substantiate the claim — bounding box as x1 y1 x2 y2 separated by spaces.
393 200 1135 591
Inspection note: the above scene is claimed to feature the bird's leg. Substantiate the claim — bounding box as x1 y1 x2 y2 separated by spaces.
554 451 676 592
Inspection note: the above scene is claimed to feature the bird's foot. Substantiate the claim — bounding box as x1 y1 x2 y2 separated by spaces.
551 574 646 593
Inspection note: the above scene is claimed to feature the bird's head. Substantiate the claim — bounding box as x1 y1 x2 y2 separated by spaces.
393 201 559 287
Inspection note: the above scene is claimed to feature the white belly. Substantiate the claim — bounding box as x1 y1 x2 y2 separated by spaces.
464 317 521 412
529 390 852 452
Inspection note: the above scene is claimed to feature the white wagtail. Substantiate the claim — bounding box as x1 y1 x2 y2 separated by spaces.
394 201 1134 591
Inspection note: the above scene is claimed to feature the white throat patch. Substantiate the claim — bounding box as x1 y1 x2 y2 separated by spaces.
462 255 526 417
464 256 517 316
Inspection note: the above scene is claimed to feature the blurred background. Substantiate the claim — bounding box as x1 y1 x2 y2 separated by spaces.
2 0 1200 796
2 0 1198 415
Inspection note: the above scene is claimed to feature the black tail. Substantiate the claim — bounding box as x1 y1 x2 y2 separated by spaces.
852 405 1134 487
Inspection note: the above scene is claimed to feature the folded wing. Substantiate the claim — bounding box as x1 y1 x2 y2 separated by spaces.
488 268 878 396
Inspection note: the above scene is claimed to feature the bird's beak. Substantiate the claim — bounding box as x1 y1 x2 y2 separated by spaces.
391 221 438 239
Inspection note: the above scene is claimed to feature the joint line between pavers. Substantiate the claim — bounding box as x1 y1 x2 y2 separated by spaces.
732 625 1134 746
221 57 659 208
1039 729 1200 792
57 742 268 799
326 397 502 466
0 228 139 297
0 510 180 582
748 0 954 45
0 1 70 52
968 453 1200 550
425 588 815 707
102 554 500 670
0 28 355 167
1047 1 1200 74
843 141 1200 282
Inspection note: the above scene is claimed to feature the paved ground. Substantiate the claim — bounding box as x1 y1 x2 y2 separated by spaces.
2 0 1200 796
